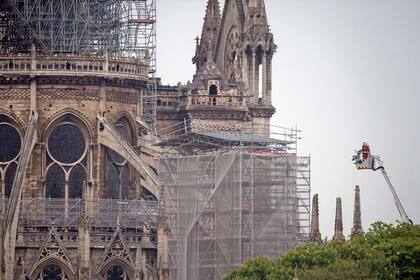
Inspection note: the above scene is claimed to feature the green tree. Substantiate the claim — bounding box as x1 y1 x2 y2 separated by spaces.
224 222 420 280
357 222 420 280
223 257 292 280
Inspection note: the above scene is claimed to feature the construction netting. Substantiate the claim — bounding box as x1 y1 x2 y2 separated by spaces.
158 152 310 280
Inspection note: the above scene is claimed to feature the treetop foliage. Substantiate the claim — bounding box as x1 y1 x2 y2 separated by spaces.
224 222 420 280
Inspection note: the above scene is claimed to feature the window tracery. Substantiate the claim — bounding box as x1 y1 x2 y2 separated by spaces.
224 27 240 83
106 265 128 280
45 115 88 199
0 115 21 198
38 264 68 280
105 117 133 200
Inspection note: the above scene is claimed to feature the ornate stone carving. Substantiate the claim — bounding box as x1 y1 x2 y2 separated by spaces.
40 107 97 142
38 88 100 101
106 90 140 104
0 88 30 100
29 228 76 279
97 229 136 279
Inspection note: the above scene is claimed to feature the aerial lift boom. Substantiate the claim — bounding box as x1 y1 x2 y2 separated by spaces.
352 143 412 224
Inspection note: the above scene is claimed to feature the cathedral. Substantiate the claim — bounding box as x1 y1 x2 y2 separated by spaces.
0 1 310 280
157 0 276 137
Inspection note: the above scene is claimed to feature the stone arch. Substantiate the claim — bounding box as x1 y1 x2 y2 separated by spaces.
99 257 136 280
224 25 240 82
42 112 91 200
30 257 76 280
0 112 23 198
0 109 26 134
111 111 137 146
40 108 96 144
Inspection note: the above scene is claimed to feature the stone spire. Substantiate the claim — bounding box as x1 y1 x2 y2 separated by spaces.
351 185 364 237
244 0 268 31
309 194 322 243
333 197 345 241
193 0 221 70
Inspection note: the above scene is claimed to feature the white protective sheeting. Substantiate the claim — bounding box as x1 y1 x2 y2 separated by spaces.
158 152 310 280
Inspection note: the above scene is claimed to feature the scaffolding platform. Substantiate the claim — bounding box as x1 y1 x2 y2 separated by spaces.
158 152 310 280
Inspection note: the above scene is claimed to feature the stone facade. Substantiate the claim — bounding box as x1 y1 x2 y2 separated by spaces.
0 1 278 280
157 0 276 137
0 50 161 280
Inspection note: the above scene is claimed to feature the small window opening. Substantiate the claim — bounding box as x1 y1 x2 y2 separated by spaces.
209 85 218 106
209 84 218 96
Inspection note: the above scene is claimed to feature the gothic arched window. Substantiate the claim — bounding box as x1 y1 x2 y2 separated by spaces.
40 264 65 280
45 115 89 200
4 162 17 198
45 164 65 198
0 115 22 198
105 117 133 200
68 164 86 198
106 265 128 280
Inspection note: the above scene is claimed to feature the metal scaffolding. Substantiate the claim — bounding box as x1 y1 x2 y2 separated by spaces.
158 152 310 280
0 198 158 229
0 0 157 127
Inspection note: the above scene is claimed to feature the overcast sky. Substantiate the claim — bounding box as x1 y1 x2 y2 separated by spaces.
156 0 420 237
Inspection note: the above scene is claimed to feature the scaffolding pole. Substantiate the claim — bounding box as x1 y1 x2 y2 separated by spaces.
158 152 311 280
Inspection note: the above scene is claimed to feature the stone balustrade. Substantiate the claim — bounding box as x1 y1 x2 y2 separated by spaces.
0 52 149 80
188 94 249 108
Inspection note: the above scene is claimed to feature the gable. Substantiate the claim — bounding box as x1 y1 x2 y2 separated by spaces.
214 0 246 74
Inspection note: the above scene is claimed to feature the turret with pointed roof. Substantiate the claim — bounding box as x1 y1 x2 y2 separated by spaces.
193 0 221 71
244 0 269 31
333 197 345 241
309 194 322 243
351 185 364 237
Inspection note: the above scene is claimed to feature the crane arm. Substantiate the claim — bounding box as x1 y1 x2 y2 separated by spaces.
353 143 412 224
377 167 412 224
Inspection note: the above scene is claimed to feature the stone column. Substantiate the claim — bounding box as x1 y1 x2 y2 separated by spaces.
266 54 272 104
333 197 345 241
0 223 3 280
138 88 143 118
309 194 322 243
351 185 363 237
134 242 143 280
99 80 106 114
78 181 91 279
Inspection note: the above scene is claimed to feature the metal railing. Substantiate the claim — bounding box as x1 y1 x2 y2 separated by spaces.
0 198 158 229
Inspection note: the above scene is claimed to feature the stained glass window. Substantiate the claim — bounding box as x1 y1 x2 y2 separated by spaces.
48 123 85 164
121 165 130 199
105 117 133 200
68 164 86 198
108 150 126 165
41 264 64 280
4 162 17 198
0 123 21 163
107 163 120 199
46 164 65 198
106 265 127 280
45 116 89 200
